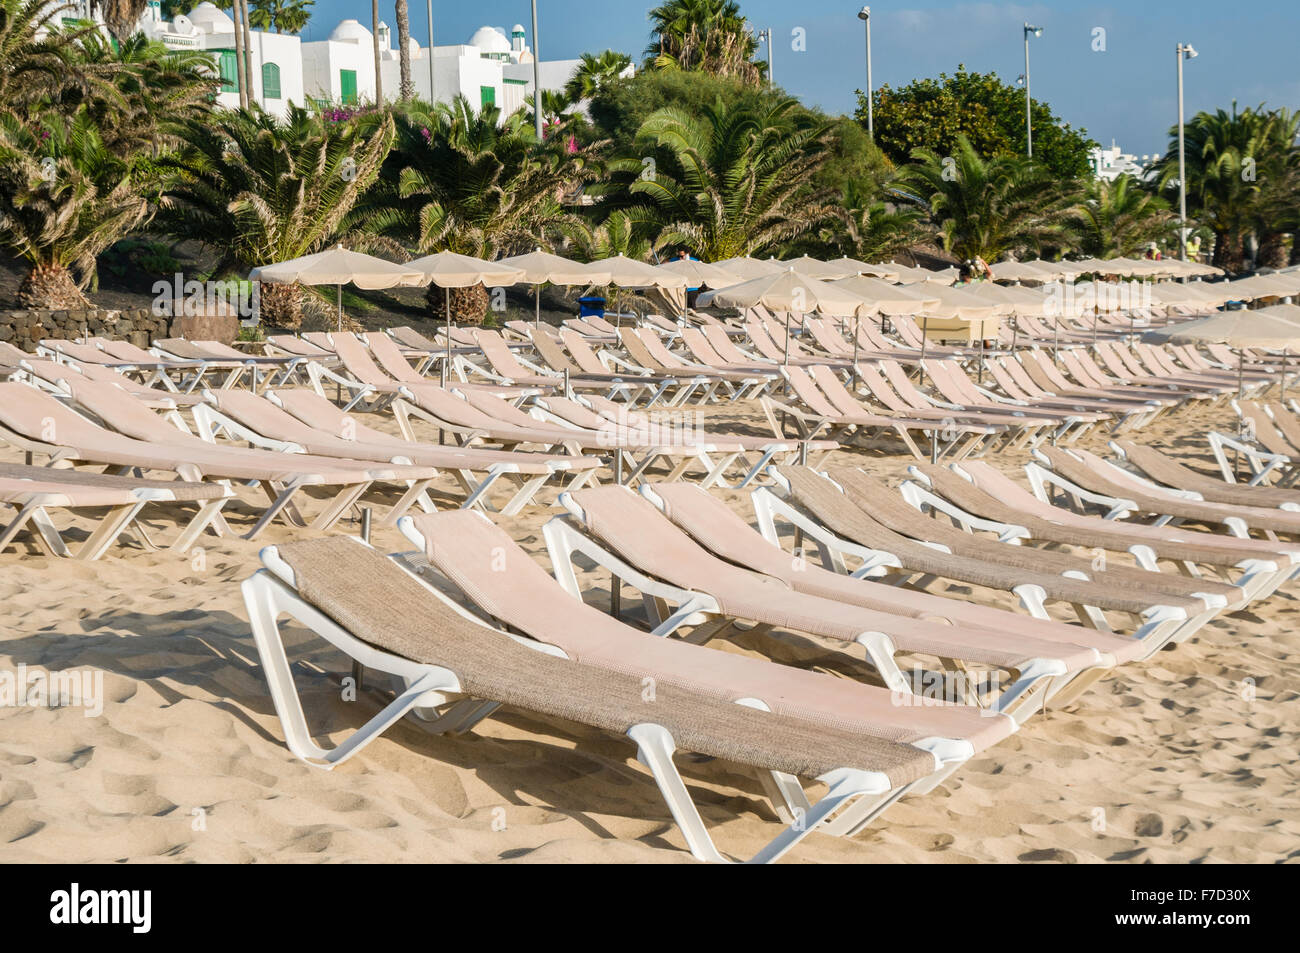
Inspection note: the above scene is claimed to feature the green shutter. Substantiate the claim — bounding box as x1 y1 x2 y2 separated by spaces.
340 69 358 105
217 49 238 93
262 62 281 99
480 85 496 107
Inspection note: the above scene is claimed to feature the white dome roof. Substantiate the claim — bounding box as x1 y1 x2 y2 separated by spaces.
187 2 233 33
468 25 510 54
329 19 373 43
511 24 525 34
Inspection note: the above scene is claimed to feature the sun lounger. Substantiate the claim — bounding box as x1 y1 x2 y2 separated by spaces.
0 462 230 558
901 461 1293 608
0 380 432 539
756 465 1201 655
200 387 598 514
17 355 204 409
472 328 646 400
549 485 1132 714
244 534 945 862
153 338 304 391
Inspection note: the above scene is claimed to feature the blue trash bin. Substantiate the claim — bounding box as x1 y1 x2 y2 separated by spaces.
578 296 606 318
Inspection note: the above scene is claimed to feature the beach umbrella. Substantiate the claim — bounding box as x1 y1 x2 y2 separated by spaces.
699 267 872 366
990 260 1055 283
1144 309 1300 399
782 255 856 280
589 253 688 325
830 275 940 314
407 251 524 385
654 258 741 290
827 257 902 281
715 256 786 280
249 245 425 332
498 249 612 326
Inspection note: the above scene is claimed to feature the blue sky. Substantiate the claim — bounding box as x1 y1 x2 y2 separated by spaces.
299 0 1300 157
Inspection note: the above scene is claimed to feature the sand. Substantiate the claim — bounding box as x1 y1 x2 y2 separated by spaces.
0 389 1297 864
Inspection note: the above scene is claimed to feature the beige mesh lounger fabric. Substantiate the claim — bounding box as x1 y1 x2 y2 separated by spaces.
242 534 940 863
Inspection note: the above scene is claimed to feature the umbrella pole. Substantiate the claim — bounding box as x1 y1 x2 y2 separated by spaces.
978 336 985 384
1011 315 1019 353
442 291 451 389
1238 347 1245 402
1283 349 1289 403
783 311 791 366
337 284 342 333
851 314 860 389
535 285 541 327
919 315 929 365
1053 316 1060 366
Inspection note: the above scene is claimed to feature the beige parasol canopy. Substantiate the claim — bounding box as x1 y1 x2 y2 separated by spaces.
697 267 872 316
654 258 741 288
249 245 427 331
781 255 855 280
589 253 687 289
406 251 524 288
1143 309 1300 349
498 248 611 286
715 256 786 280
827 257 902 281
830 275 940 314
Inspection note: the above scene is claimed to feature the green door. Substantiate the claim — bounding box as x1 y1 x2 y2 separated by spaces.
480 85 495 108
217 49 239 92
340 69 358 105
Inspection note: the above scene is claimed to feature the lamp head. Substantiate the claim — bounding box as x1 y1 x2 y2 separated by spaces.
858 6 870 20
1183 44 1198 58
1025 23 1043 37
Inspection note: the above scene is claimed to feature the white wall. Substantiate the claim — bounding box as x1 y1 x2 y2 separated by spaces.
301 39 377 105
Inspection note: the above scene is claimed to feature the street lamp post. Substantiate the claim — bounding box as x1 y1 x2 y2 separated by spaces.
531 0 543 141
1176 43 1199 261
1023 23 1042 157
858 7 872 135
425 0 435 104
758 28 773 85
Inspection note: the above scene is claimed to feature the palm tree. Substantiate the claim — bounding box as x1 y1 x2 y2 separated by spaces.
898 134 1078 261
157 105 396 327
824 180 929 262
1069 174 1175 259
247 0 313 34
230 0 247 108
0 108 151 307
621 98 836 260
69 30 218 157
90 0 148 42
562 210 654 262
646 0 762 85
1154 104 1300 271
0 0 91 115
394 0 412 100
564 50 632 102
357 97 602 320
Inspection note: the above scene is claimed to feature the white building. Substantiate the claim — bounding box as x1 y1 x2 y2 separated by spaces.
1089 142 1159 182
44 5 597 120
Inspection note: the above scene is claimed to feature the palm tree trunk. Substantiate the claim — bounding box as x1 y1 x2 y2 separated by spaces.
240 0 256 102
372 0 384 103
18 263 91 310
396 0 413 100
231 0 248 108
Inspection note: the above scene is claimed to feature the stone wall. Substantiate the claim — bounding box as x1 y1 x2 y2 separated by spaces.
0 308 182 352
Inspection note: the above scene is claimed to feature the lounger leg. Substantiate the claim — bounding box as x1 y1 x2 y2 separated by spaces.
747 769 896 865
169 499 230 553
308 483 371 532
74 502 149 560
627 723 729 864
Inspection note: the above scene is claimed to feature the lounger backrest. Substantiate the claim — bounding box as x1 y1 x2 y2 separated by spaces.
850 363 911 414
96 339 157 363
635 329 691 370
0 381 123 446
474 329 539 380
879 361 932 410
1056 349 1099 389
332 332 403 386
62 377 185 442
781 367 843 418
929 360 980 405
153 339 209 361
266 335 330 358
528 328 580 373
679 328 726 368
804 317 852 356
617 328 667 373
558 330 611 375
269 388 393 444
301 332 337 353
807 365 871 417
703 325 756 366
1001 353 1048 397
207 389 321 444
1238 402 1293 455
42 341 119 365
744 319 786 363
536 396 609 430
388 326 438 351
411 387 507 429
986 359 1031 401
276 535 929 784
459 388 566 431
